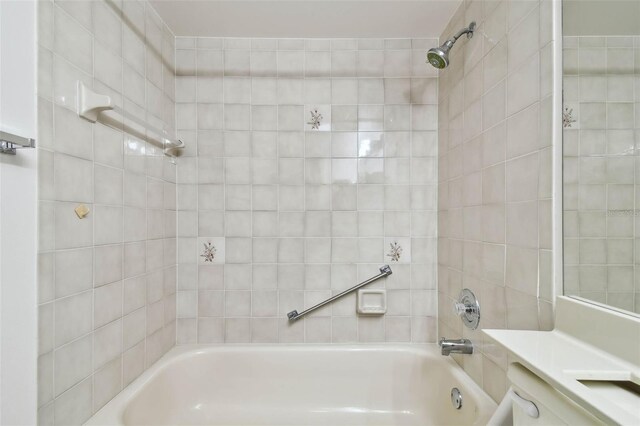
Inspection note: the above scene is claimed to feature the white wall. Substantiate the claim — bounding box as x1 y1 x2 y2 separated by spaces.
0 0 37 139
0 0 38 424
563 0 640 36
174 36 439 344
437 0 556 402
35 1 177 423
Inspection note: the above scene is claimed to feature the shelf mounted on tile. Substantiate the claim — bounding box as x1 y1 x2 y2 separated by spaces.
76 81 184 159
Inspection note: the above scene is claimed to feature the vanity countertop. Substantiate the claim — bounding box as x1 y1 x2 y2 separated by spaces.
485 317 640 425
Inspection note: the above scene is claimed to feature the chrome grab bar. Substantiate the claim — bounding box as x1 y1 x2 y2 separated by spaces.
287 265 392 321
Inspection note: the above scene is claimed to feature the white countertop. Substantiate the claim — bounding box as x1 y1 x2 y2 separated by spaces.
484 328 640 425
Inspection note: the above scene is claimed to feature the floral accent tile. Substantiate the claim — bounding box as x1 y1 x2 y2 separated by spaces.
306 105 331 131
386 241 403 262
562 103 578 129
198 237 225 264
307 109 323 129
384 238 411 264
562 107 576 128
200 241 216 262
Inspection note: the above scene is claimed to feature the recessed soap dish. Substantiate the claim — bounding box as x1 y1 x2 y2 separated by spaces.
357 289 386 315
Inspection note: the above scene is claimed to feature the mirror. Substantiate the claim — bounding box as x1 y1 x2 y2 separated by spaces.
563 0 640 315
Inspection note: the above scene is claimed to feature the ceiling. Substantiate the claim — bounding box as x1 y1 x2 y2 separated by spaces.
150 0 462 38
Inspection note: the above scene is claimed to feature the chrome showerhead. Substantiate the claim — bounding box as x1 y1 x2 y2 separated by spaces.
426 21 476 69
427 42 453 69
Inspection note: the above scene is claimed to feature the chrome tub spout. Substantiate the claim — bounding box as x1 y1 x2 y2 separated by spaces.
439 338 473 355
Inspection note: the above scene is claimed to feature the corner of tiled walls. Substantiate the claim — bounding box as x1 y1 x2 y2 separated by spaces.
174 36 440 344
36 0 177 424
562 34 640 314
437 0 556 403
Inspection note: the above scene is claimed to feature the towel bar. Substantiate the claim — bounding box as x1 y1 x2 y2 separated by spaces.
0 130 35 155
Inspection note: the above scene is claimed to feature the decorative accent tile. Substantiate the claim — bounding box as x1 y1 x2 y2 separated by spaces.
307 109 323 130
306 105 331 131
198 237 225 264
562 106 576 128
200 241 217 262
386 241 403 262
384 238 411 264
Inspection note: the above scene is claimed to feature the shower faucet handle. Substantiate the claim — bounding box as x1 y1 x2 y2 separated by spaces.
453 289 480 330
453 302 471 316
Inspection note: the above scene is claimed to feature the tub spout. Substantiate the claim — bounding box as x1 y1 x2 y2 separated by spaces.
439 338 473 355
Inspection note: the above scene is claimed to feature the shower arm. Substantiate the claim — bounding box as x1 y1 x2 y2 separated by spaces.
447 22 476 44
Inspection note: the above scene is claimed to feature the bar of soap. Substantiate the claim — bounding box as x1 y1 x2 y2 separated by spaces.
74 204 90 219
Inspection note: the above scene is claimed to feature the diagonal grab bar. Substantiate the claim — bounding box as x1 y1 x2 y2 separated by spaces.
287 265 392 321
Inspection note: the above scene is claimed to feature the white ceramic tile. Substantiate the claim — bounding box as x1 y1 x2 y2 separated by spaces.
357 50 384 77
278 51 304 77
384 50 412 77
331 51 357 77
54 6 93 74
93 319 122 368
224 318 251 342
54 377 92 425
304 79 331 104
94 281 123 329
93 357 122 412
358 79 384 104
251 51 277 77
54 334 92 396
198 318 224 343
331 79 358 104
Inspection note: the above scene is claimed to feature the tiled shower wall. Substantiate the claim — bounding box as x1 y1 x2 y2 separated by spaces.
175 37 440 344
437 0 555 402
563 35 640 314
36 0 177 424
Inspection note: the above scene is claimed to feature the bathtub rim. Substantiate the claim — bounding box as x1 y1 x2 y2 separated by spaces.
85 343 497 426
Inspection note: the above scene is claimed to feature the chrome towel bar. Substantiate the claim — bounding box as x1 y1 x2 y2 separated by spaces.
0 130 35 155
287 265 392 321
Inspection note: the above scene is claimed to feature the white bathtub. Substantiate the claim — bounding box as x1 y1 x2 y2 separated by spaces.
87 345 496 426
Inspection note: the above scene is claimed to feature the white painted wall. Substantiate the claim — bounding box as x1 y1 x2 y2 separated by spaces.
563 0 640 36
0 0 37 139
0 0 38 424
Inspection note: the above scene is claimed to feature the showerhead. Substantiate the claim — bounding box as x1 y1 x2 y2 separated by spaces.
427 42 453 69
427 21 476 69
